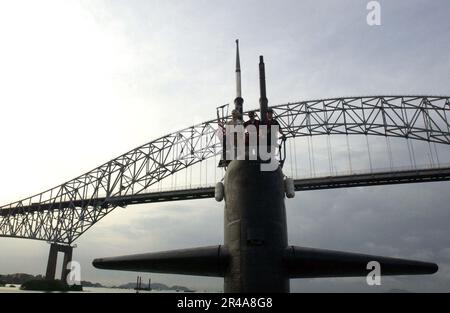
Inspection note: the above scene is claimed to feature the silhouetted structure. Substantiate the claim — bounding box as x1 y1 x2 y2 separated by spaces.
45 243 72 282
92 42 438 292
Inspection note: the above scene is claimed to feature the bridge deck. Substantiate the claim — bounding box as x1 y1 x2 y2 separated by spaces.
1 166 450 217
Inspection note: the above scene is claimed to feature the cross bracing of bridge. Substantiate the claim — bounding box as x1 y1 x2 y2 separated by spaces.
1 95 450 244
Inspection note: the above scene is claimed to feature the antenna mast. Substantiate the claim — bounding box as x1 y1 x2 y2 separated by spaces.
234 39 243 117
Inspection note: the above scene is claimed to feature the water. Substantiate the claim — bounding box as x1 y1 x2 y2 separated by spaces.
0 284 193 293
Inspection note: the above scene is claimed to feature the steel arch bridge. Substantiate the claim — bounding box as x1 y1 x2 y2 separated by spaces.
1 95 450 244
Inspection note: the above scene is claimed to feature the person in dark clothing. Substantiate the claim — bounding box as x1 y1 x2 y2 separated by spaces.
265 108 284 135
264 108 285 152
244 111 260 158
244 111 260 129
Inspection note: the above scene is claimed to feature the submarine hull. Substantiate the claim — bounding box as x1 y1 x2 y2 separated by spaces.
224 160 289 293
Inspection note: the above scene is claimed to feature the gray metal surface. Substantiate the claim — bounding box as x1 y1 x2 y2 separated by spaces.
93 245 228 277
92 160 438 293
223 160 289 292
284 246 437 278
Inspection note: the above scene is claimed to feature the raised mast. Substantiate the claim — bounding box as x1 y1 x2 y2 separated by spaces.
234 39 243 117
259 55 268 123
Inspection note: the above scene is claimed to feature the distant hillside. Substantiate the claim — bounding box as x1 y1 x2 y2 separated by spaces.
0 273 102 288
117 282 194 292
0 273 194 292
0 273 43 284
81 281 104 288
387 289 413 293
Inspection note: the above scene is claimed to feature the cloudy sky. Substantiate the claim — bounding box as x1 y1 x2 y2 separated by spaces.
0 0 449 292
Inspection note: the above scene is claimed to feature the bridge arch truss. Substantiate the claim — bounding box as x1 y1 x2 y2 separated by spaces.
1 95 449 244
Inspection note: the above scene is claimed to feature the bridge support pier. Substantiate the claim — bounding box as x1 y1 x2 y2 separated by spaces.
45 243 73 282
